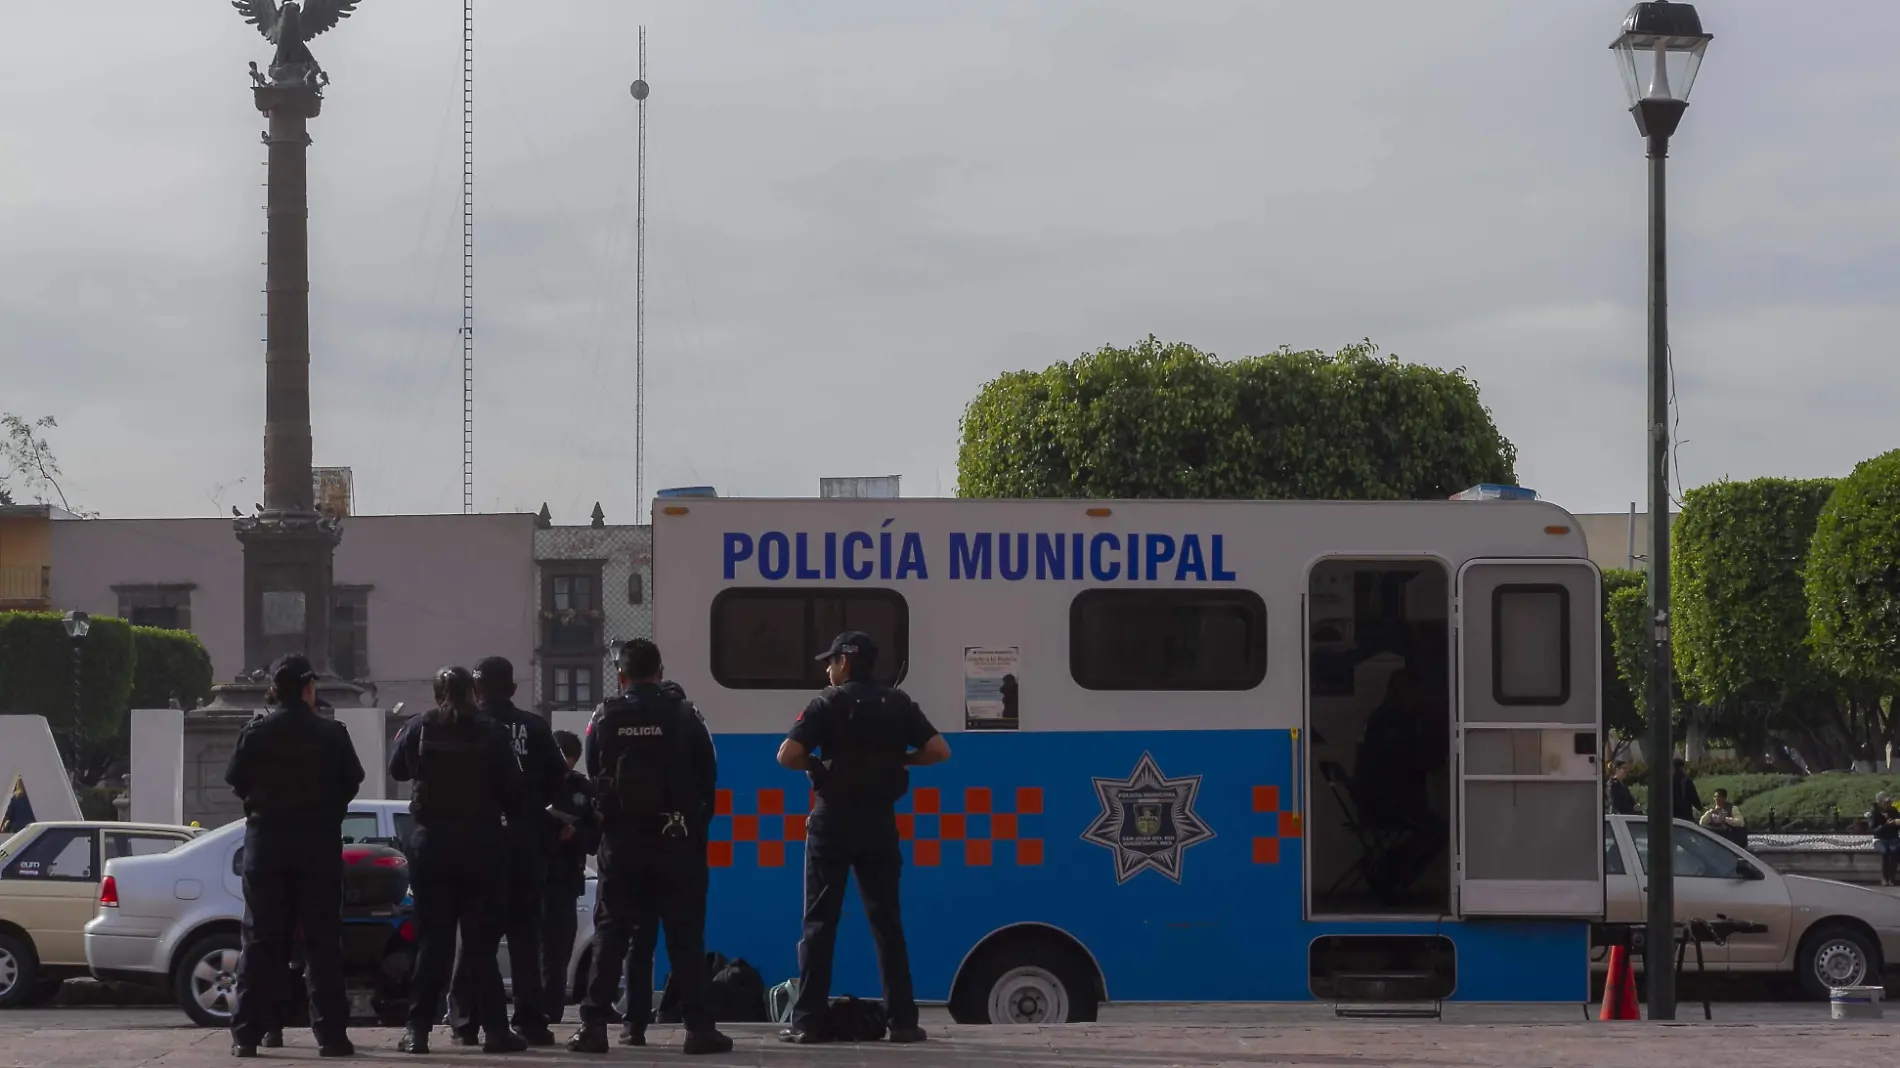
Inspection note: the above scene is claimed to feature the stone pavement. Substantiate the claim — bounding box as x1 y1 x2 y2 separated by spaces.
3 1006 1896 1068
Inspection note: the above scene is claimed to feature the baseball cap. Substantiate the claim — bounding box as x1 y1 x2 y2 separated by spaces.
472 656 515 686
270 654 317 693
814 630 876 663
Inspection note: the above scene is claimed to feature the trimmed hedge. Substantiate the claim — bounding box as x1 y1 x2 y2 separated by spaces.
129 626 213 710
1627 772 1799 813
1743 772 1900 832
1808 450 1900 687
0 611 135 742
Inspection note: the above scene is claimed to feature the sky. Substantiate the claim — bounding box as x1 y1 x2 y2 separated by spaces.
3 1 1896 522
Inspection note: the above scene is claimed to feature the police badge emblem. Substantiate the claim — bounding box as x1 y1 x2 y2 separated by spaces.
1081 752 1214 885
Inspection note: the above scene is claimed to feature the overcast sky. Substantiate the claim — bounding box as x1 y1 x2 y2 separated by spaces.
3 1 1894 522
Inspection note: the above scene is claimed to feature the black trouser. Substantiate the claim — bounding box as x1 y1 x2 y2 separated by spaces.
792 803 917 1033
450 836 547 1034
539 877 582 1024
406 824 510 1034
231 835 348 1046
581 831 715 1034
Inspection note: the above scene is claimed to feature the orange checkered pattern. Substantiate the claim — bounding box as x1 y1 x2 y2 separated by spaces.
1248 785 1302 865
705 786 1045 869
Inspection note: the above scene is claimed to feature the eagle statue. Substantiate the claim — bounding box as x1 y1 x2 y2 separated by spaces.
232 0 363 88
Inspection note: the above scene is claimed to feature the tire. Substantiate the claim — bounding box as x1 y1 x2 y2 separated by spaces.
949 933 1099 1025
0 932 40 1009
174 932 244 1028
1795 922 1881 1001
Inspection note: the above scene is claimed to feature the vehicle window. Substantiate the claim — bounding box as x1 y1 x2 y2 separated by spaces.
340 812 379 844
103 833 188 862
1492 584 1570 705
392 813 416 851
1604 821 1626 876
1070 589 1267 691
1628 823 1742 879
711 587 907 690
231 846 244 877
3 828 98 881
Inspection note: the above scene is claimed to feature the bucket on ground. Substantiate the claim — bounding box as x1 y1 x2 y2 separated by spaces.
1830 985 1883 1021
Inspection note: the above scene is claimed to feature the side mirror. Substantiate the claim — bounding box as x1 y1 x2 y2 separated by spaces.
1735 858 1763 881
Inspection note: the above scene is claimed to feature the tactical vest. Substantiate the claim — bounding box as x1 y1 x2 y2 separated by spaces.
595 689 694 832
816 685 910 806
243 714 329 816
414 716 503 825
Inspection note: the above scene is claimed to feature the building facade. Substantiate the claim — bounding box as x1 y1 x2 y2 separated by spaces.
531 522 653 717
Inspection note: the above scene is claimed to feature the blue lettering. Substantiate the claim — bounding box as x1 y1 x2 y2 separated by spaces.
795 533 822 580
880 531 893 580
1145 534 1176 581
1089 532 1120 581
897 533 928 579
843 532 874 580
950 532 992 580
824 532 838 580
1175 534 1208 581
759 532 790 580
1072 533 1084 580
999 533 1030 580
1126 534 1139 582
1212 534 1236 581
1034 533 1065 580
722 533 753 580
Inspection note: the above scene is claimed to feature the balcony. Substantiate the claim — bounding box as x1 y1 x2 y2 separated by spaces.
0 564 50 608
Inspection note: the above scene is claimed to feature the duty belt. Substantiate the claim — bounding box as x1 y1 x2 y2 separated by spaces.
661 812 688 838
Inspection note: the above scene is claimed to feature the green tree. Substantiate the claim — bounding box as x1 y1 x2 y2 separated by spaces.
0 611 135 781
129 626 214 711
957 337 1516 500
1808 450 1900 742
1602 569 1645 740
1671 478 1846 762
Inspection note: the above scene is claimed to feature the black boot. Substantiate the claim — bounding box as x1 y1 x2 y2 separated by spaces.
317 1035 356 1057
566 1025 609 1054
263 1030 284 1049
889 1025 928 1043
617 1029 646 1047
398 1027 430 1054
517 1024 557 1047
450 1030 480 1047
482 1029 528 1054
230 1042 257 1058
683 1029 734 1055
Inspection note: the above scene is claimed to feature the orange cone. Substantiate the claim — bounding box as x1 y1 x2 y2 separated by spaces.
1599 944 1640 1020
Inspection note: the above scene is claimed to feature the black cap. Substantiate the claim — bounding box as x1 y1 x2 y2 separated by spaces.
270 654 317 693
472 656 515 686
814 630 876 663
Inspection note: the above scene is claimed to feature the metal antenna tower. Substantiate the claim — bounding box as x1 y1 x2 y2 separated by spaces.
631 28 649 512
461 0 476 513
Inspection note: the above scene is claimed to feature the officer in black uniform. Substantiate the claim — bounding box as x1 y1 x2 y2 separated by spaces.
443 656 565 1047
567 639 732 1056
224 654 366 1058
540 730 598 1026
388 666 527 1055
775 631 950 1045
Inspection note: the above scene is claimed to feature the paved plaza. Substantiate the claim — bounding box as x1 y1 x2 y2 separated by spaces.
3 1004 1895 1068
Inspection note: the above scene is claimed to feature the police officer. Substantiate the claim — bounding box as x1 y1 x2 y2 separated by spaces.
224 654 366 1058
388 666 527 1055
567 639 732 1056
443 656 565 1047
775 631 949 1045
539 729 598 1026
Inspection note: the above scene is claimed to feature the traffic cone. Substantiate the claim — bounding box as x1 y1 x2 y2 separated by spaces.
1599 944 1640 1020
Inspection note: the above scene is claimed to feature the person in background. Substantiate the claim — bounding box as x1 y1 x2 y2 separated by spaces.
1671 758 1701 821
1699 788 1747 850
1869 792 1900 886
1 775 34 835
540 729 599 1027
1607 761 1640 816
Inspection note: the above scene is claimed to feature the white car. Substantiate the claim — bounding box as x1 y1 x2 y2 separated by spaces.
84 800 601 1027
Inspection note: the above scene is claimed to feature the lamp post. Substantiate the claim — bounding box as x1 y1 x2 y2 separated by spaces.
1611 0 1711 1022
61 611 91 787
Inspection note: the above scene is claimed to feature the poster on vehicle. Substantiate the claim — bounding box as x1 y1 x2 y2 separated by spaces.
963 646 1021 731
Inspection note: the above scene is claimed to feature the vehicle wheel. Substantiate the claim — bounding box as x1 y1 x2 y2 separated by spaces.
1796 923 1881 1000
0 931 41 1009
175 932 243 1028
949 933 1099 1025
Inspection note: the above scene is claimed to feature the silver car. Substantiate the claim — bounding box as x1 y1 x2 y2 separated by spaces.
1602 815 1900 997
85 800 600 1026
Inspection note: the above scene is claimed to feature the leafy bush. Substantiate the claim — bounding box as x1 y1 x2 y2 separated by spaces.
129 626 213 710
1628 772 1798 813
956 337 1516 500
1602 569 1644 738
0 611 135 744
1745 772 1900 832
1808 450 1900 688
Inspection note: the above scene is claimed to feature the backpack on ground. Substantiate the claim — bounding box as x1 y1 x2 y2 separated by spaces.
656 951 768 1023
766 979 798 1025
822 995 888 1042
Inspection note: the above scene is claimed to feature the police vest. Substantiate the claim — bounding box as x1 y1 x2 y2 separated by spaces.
593 690 695 828
242 712 330 816
414 716 503 825
816 685 910 806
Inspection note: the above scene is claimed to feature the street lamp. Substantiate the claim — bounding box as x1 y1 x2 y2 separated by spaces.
61 611 90 787
1611 0 1711 1023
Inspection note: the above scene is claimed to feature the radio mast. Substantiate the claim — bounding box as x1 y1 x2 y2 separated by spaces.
631 28 649 512
460 0 476 513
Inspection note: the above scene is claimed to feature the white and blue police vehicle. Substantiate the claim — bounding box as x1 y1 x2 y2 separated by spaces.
650 495 1605 1021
